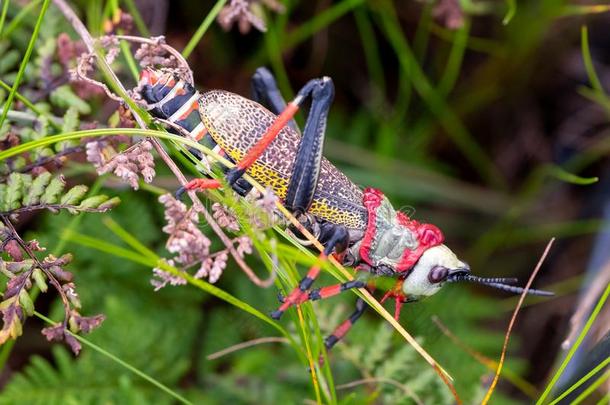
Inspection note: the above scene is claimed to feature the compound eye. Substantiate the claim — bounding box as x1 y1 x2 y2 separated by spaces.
428 266 448 284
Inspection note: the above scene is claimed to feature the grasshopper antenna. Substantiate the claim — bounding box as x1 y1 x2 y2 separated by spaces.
447 273 554 296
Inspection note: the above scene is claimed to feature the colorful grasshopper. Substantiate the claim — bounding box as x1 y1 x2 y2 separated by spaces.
137 67 552 350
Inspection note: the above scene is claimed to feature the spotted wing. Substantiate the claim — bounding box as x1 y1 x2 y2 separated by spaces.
199 90 367 230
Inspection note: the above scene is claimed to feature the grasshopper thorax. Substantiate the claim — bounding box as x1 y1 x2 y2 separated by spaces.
355 188 445 271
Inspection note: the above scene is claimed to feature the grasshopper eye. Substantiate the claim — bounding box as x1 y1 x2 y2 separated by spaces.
428 266 448 284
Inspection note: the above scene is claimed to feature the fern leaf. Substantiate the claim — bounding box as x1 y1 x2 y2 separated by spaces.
23 171 52 206
60 185 88 205
39 176 65 205
5 172 24 211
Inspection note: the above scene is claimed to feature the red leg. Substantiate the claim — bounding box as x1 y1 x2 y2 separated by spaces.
302 280 366 303
270 252 325 319
271 223 349 320
324 297 367 350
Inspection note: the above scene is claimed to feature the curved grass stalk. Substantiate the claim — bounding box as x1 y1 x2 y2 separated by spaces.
181 0 227 59
549 357 610 405
536 283 610 404
0 0 9 36
0 0 51 129
33 311 193 405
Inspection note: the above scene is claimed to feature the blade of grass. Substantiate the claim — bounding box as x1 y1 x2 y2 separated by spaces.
282 0 364 51
0 0 10 36
549 357 610 405
354 7 385 102
581 26 610 114
571 368 610 405
547 164 599 185
264 17 295 102
0 79 63 131
102 216 159 261
181 0 227 59
536 283 610 404
437 19 470 96
0 0 51 129
560 5 610 17
120 0 150 37
62 229 299 346
1 0 43 39
33 311 193 405
503 0 516 25
249 0 364 67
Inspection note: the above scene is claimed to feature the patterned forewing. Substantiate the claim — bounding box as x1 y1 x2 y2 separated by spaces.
199 90 367 230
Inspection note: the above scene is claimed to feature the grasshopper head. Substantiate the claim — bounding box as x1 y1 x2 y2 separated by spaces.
402 245 554 299
401 244 468 298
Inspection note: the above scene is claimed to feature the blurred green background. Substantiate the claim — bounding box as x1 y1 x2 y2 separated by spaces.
0 0 609 404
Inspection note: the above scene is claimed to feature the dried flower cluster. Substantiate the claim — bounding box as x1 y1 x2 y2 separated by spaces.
131 37 193 84
0 220 105 355
152 194 255 289
87 139 156 190
218 0 285 34
135 40 178 70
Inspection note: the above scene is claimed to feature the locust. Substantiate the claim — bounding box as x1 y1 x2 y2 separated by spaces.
136 67 553 350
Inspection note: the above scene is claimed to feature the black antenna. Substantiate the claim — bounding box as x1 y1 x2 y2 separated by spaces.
480 282 554 297
447 274 518 285
447 274 553 297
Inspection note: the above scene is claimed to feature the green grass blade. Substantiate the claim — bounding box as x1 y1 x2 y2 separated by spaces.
536 284 610 404
264 18 295 102
549 357 610 404
102 216 163 261
546 165 599 185
560 5 610 16
62 229 296 345
354 7 385 100
181 0 227 59
33 311 193 405
0 78 63 131
0 0 51 129
0 0 10 36
503 0 517 25
119 38 140 80
283 0 364 51
121 0 150 37
571 368 610 405
2 0 42 39
581 25 610 114
437 19 470 96
249 0 364 67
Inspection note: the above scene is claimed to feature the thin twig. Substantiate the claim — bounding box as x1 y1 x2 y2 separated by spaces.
431 315 538 399
481 238 555 405
206 336 289 360
1 203 113 216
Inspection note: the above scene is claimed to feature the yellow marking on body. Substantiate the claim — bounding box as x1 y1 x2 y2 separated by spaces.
203 114 363 228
